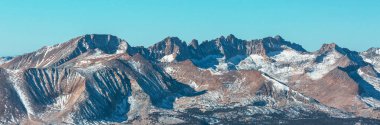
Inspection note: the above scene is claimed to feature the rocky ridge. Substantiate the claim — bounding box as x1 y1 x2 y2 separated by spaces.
1 34 380 124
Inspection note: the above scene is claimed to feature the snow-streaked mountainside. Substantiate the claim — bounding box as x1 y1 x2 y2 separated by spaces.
0 57 12 65
1 34 380 124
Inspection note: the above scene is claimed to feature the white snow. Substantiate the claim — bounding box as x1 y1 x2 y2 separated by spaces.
208 56 231 75
0 58 11 65
262 74 289 91
269 49 315 63
116 41 127 54
307 51 342 80
190 55 231 75
207 68 224 75
237 53 305 82
35 43 63 67
363 58 380 73
376 68 380 73
160 54 175 62
52 94 71 110
361 97 380 108
85 49 115 60
128 60 143 73
164 66 175 74
236 48 345 82
77 63 106 73
363 58 375 65
249 54 265 63
361 52 380 73
189 81 199 89
376 49 380 55
358 69 380 92
6 69 35 118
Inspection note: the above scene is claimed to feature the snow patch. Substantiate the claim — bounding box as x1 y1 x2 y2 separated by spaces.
237 54 305 82
7 69 35 117
77 63 106 73
52 95 71 110
207 68 224 75
269 49 315 62
116 41 127 54
376 49 380 55
307 51 342 80
262 74 289 91
0 57 12 65
160 54 175 62
85 49 115 60
164 66 175 74
358 69 380 92
361 52 380 73
128 60 143 73
189 81 199 89
214 57 230 71
361 97 380 108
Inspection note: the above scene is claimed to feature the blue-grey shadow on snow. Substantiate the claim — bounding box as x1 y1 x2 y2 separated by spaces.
120 60 207 110
341 66 380 102
191 55 223 69
191 54 249 71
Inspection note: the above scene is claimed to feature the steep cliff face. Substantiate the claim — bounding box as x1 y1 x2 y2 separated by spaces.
0 68 27 124
144 34 307 63
1 34 380 124
148 37 190 62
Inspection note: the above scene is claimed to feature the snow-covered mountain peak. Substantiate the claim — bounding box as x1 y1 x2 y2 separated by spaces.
363 47 380 55
0 57 12 65
361 48 380 72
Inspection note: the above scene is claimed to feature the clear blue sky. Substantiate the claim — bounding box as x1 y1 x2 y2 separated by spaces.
0 0 379 56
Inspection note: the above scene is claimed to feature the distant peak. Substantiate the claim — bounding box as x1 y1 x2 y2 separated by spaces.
191 39 198 43
164 36 180 40
318 43 339 53
83 34 118 39
274 35 284 41
322 43 338 48
226 34 236 40
218 35 226 40
159 36 183 44
189 39 199 46
79 34 127 54
364 47 380 55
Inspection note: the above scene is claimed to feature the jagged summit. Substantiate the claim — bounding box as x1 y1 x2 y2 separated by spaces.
79 34 129 54
226 34 237 41
364 47 380 55
274 35 284 41
318 43 342 53
260 36 307 53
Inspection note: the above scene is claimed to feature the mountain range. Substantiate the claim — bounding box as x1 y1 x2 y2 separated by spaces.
1 34 380 124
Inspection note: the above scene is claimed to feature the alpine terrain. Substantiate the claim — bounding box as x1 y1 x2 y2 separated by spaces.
1 34 380 124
